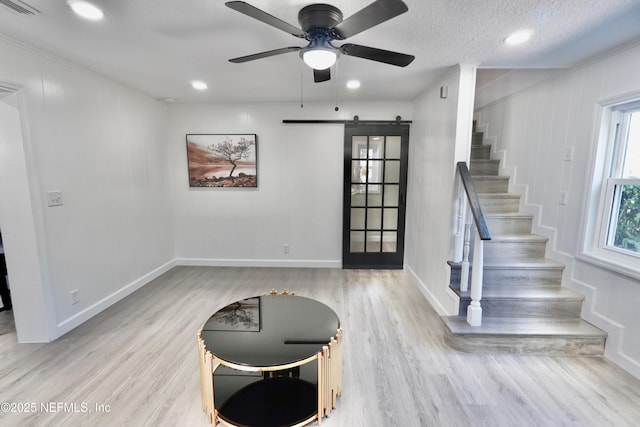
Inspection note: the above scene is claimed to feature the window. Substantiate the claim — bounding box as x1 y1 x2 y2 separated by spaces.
583 98 640 278
601 105 640 255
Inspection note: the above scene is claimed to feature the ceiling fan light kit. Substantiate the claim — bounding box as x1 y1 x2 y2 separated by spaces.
225 0 415 83
302 49 337 70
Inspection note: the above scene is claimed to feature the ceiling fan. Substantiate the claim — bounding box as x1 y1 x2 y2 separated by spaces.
225 0 415 83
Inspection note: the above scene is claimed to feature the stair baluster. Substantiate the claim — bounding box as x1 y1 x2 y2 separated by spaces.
460 223 471 292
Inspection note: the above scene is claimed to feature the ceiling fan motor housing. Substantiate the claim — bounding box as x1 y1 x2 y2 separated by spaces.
298 4 343 33
298 3 344 66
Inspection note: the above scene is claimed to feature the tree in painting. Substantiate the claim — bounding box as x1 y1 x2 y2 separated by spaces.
208 136 255 179
216 301 258 329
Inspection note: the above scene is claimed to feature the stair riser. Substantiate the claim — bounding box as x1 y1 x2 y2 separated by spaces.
471 145 491 160
472 177 509 193
450 267 563 287
458 298 583 318
443 333 606 356
478 196 520 213
483 269 563 287
486 216 532 234
472 132 484 145
484 241 546 261
470 161 500 176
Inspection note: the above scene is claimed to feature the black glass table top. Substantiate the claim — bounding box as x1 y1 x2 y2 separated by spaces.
201 295 340 367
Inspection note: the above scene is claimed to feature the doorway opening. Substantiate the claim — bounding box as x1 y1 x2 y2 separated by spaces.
0 90 17 336
0 86 52 342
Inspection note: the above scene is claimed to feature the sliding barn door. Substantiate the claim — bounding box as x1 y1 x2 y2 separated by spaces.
342 124 409 269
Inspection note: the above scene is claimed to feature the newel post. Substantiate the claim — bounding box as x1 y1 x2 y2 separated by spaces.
467 229 483 326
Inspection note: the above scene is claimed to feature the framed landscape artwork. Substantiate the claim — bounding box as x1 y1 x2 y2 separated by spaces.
186 134 257 187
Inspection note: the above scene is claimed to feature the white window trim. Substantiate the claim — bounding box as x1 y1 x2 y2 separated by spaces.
579 94 640 280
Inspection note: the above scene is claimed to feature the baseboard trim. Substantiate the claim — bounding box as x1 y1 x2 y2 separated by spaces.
606 348 640 380
405 264 457 316
55 259 177 338
175 258 342 269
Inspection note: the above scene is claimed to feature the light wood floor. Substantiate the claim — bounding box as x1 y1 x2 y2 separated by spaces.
1 266 639 426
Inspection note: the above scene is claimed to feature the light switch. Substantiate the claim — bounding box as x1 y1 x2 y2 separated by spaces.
563 146 574 161
560 191 568 205
47 191 63 207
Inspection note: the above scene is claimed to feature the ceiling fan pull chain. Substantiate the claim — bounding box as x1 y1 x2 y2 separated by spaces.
334 61 339 112
300 60 304 108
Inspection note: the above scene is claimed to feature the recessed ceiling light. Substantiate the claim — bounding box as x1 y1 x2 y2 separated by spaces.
346 80 361 89
191 81 208 90
504 30 533 45
67 1 104 21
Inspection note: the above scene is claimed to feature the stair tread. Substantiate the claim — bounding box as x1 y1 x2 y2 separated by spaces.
471 175 509 179
486 233 548 242
441 316 607 338
450 259 564 269
456 286 584 300
485 212 533 218
477 193 520 198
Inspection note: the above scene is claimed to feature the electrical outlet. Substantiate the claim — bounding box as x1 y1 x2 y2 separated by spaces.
283 243 289 254
71 289 79 305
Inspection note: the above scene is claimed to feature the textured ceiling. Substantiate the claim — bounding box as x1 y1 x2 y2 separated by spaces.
0 0 639 103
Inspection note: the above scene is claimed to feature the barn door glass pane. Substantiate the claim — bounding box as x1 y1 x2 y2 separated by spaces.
349 135 400 253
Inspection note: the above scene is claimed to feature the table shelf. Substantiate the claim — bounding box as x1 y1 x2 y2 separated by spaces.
218 377 317 427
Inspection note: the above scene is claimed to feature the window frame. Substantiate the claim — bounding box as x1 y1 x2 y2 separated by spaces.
581 96 640 279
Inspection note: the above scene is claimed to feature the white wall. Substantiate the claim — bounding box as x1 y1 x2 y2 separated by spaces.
167 102 412 267
474 40 640 378
405 65 477 314
0 92 53 341
0 36 175 341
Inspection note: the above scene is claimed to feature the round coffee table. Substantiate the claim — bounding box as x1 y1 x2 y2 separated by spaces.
197 291 343 427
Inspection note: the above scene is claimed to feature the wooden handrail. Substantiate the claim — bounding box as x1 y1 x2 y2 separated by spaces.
456 162 492 241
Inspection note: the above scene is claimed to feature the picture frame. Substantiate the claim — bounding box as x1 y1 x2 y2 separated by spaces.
186 134 257 187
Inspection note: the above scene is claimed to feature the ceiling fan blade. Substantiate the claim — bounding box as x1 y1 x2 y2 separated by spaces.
225 1 306 38
229 47 301 63
314 68 331 83
333 0 408 39
340 43 415 67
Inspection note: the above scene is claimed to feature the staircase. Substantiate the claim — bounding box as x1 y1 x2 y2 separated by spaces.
441 128 607 356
